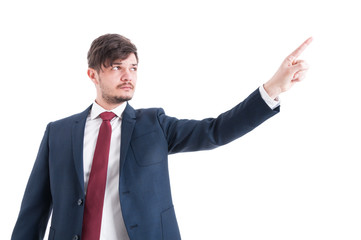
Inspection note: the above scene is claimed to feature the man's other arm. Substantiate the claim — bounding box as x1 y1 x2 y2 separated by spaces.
12 124 53 240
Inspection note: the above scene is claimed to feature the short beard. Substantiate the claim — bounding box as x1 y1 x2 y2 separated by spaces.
98 76 134 105
101 93 132 105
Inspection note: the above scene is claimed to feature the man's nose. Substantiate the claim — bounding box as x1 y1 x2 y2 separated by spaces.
121 69 132 82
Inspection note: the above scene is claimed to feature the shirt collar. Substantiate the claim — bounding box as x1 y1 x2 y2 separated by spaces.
89 101 127 120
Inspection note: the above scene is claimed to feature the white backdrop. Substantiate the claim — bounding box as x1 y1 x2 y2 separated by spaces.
1 0 360 239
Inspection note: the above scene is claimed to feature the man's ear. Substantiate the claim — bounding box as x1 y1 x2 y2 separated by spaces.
87 68 99 85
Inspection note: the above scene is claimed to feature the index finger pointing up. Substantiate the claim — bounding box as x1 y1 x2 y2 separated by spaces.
286 37 313 63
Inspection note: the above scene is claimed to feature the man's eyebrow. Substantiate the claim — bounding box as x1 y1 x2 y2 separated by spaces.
111 62 138 66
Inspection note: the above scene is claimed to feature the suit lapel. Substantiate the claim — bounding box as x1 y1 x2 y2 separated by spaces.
72 105 92 194
71 103 135 192
120 103 136 176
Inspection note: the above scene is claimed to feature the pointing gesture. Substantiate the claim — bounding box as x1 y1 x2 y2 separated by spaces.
286 37 313 63
264 37 313 99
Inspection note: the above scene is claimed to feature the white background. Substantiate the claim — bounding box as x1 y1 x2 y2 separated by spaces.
1 0 360 239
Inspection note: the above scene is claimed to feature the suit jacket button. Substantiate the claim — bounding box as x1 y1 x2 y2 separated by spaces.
130 224 138 229
72 235 79 240
77 199 83 206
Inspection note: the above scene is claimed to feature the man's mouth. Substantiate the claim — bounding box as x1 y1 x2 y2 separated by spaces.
118 84 134 90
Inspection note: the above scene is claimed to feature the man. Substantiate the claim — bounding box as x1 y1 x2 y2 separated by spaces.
12 34 312 240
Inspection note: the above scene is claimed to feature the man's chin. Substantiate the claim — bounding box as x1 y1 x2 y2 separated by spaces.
114 96 133 103
103 94 133 105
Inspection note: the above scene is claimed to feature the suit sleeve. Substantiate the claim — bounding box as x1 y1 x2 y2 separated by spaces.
12 123 53 240
157 88 280 154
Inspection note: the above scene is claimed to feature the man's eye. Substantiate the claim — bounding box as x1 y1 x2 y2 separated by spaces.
131 67 137 71
112 66 121 70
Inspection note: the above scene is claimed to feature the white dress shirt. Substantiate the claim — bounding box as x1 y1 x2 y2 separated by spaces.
259 84 280 110
83 101 130 240
81 86 278 239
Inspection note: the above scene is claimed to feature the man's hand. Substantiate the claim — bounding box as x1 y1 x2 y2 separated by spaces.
264 37 313 99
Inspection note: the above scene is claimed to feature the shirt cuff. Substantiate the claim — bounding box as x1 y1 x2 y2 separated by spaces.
259 85 280 110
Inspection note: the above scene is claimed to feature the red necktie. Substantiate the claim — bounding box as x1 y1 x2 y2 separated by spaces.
82 112 116 240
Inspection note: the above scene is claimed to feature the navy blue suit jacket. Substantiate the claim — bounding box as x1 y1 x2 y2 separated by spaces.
12 89 279 240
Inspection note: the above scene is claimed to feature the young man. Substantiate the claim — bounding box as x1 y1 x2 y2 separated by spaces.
12 34 312 240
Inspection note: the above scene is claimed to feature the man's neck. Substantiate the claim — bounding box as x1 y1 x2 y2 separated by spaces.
95 99 126 111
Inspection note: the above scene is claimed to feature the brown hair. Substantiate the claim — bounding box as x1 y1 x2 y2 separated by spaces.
87 34 138 72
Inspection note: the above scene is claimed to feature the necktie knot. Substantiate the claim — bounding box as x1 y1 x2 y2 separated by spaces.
100 112 116 121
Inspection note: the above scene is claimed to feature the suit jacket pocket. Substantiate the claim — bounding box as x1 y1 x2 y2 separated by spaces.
48 226 55 240
131 131 167 166
161 206 181 240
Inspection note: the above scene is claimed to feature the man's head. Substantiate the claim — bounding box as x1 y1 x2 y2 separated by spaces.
87 34 138 110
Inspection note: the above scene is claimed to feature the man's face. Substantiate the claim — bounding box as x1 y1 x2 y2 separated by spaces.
89 53 138 108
